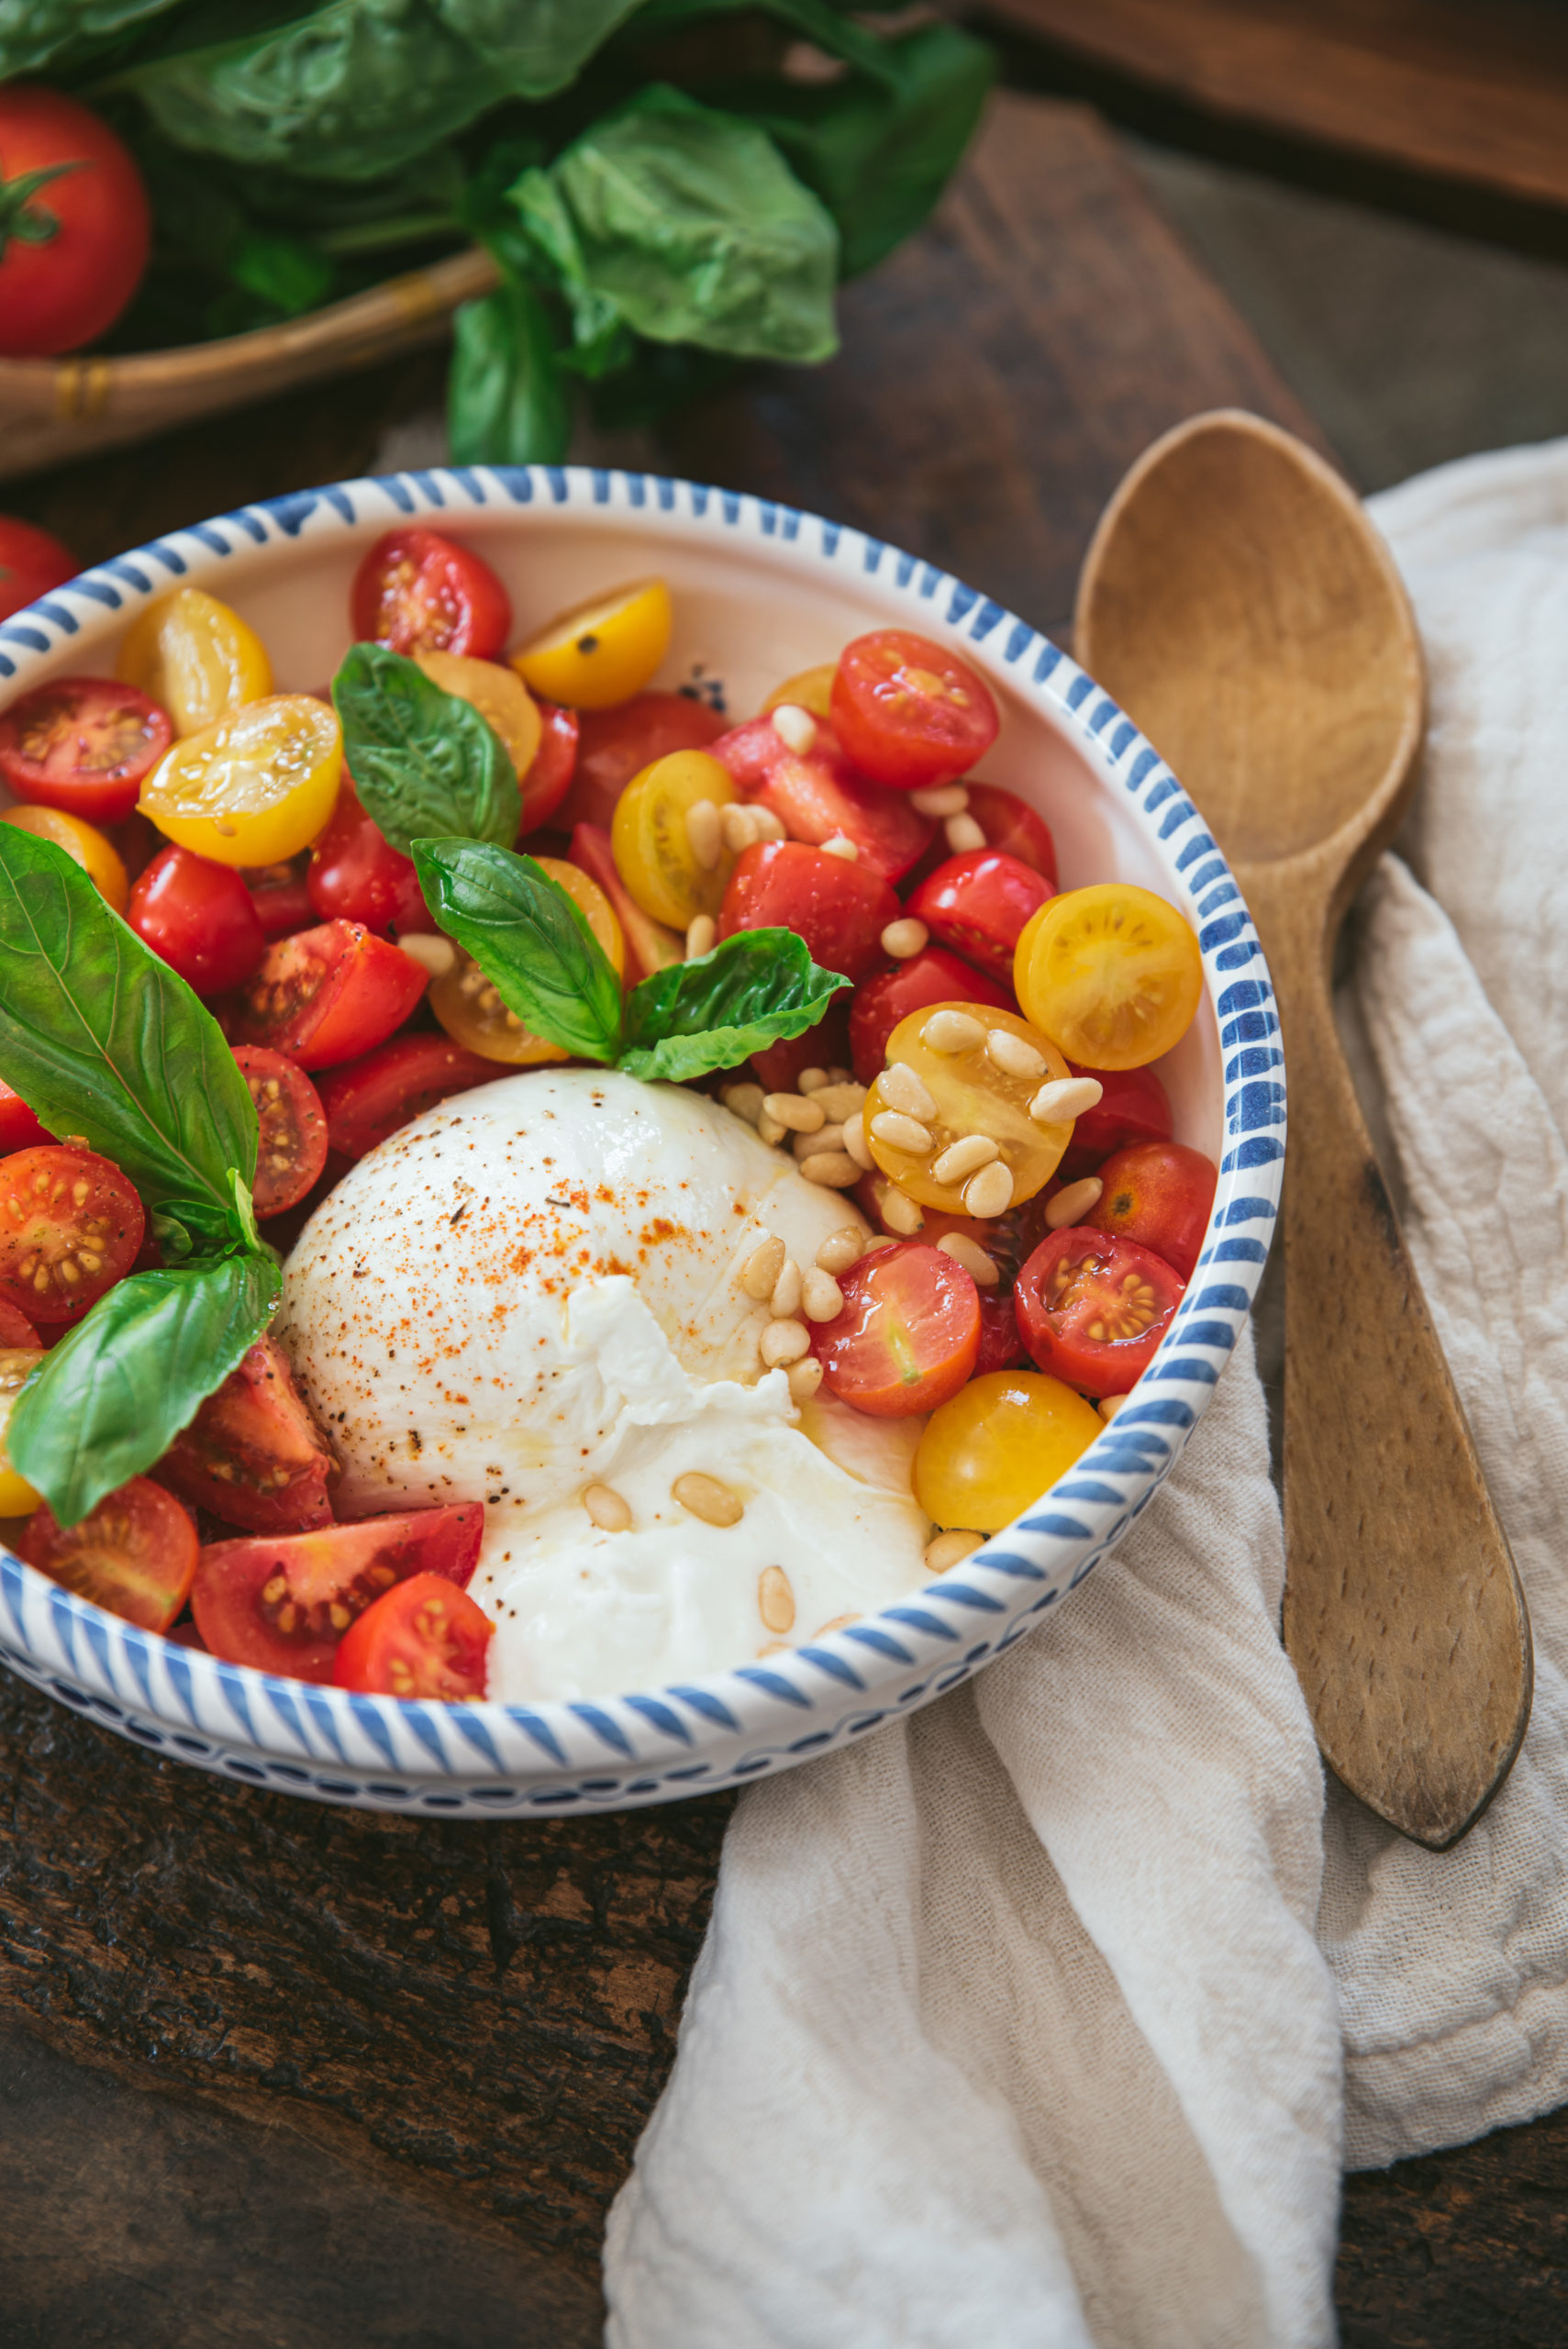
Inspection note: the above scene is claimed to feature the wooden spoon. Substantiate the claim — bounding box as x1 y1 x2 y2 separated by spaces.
1074 408 1531 1851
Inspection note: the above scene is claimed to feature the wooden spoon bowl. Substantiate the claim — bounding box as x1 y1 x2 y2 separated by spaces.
1076 409 1531 1850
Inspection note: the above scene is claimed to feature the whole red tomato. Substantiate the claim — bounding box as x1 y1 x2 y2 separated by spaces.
1086 1141 1218 1282
0 513 75 622
0 87 150 355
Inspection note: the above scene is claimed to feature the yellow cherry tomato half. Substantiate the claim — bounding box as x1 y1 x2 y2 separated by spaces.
0 804 128 913
117 587 272 737
416 650 541 790
863 1002 1073 1215
1014 883 1203 1071
914 1369 1102 1533
0 1349 41 1519
139 693 342 867
430 857 624 1065
761 663 837 720
611 748 736 930
510 577 672 711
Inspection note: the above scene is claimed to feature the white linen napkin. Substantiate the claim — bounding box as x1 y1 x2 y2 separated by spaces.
603 438 1568 2345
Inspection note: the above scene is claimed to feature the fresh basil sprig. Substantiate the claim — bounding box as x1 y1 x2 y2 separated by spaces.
332 644 521 860
412 835 850 1084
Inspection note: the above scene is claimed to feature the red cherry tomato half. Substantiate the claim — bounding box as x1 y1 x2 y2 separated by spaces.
962 783 1058 883
332 1569 493 1699
809 1240 980 1417
849 944 1011 1085
232 1045 328 1218
20 1476 197 1633
0 676 172 822
157 1334 336 1534
1085 1140 1218 1283
557 690 727 832
245 863 317 941
307 779 428 938
0 1143 144 1324
350 528 510 660
906 850 1053 985
710 714 936 884
232 920 428 1071
718 841 898 985
519 698 579 834
128 844 266 996
1058 1061 1175 1182
0 514 76 622
0 89 150 356
191 1503 484 1682
1014 1227 1184 1397
316 1033 506 1162
829 629 998 790
0 1300 40 1349
0 1080 51 1155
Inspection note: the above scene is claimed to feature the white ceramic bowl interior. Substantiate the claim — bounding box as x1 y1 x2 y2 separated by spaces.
0 466 1284 1814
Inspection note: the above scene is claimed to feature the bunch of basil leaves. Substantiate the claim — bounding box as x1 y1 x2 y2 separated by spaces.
2 2 992 459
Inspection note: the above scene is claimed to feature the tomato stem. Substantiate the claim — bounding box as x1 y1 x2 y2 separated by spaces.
0 160 84 259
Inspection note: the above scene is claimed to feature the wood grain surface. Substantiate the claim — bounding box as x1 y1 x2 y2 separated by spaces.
0 86 1554 2347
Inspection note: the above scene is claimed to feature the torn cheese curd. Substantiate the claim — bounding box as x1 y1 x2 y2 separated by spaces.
276 1069 930 1700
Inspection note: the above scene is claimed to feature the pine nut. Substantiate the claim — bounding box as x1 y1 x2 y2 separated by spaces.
910 784 970 817
924 1008 984 1053
880 1061 938 1119
936 1232 999 1286
821 834 858 861
859 1233 899 1254
396 932 456 977
802 1266 844 1319
685 914 716 959
583 1483 631 1532
1030 1076 1104 1125
1045 1175 1104 1229
945 813 985 852
762 1091 826 1134
770 1256 803 1317
794 1122 843 1161
816 1226 863 1274
882 1186 924 1235
880 917 929 959
721 1081 764 1126
685 798 722 869
925 1529 982 1573
721 801 760 853
870 1110 934 1154
814 1081 866 1123
751 807 787 841
799 1152 862 1188
771 703 817 753
759 1563 796 1633
740 1234 786 1299
761 1318 810 1366
1099 1391 1130 1422
931 1133 998 1185
757 1112 787 1145
787 1354 824 1401
798 1067 829 1093
963 1161 1014 1217
673 1470 745 1526
840 1112 873 1170
986 1028 1046 1080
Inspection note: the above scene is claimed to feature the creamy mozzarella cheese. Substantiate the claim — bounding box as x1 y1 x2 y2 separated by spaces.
278 1070 931 1699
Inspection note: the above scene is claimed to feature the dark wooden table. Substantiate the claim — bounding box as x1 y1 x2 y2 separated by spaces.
3 86 1566 2349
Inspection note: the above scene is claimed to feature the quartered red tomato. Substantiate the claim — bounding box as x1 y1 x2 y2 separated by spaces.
0 1081 50 1154
0 1300 40 1349
244 862 316 941
809 1240 980 1417
829 629 998 789
19 1476 197 1633
568 820 683 988
307 779 428 938
332 1570 493 1699
1014 1227 1184 1397
128 843 266 996
710 713 935 882
317 1033 506 1162
1059 1061 1174 1182
232 920 428 1071
1085 1140 1218 1283
0 677 172 823
0 1143 143 1323
848 945 1010 1085
718 841 897 984
962 784 1058 882
350 528 510 660
557 690 726 832
232 1045 328 1217
974 1290 1027 1376
191 1503 484 1681
519 699 579 834
906 850 1053 985
157 1334 336 1534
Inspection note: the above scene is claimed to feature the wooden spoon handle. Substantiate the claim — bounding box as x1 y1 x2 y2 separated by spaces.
1242 868 1532 1849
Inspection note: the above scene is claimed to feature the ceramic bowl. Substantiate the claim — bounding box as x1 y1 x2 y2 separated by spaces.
0 465 1284 1815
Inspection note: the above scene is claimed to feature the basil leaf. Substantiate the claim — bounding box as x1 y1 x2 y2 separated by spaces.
448 273 572 464
617 928 849 1085
0 829 257 1249
0 0 183 78
10 1251 281 1528
332 643 521 857
412 838 623 1064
